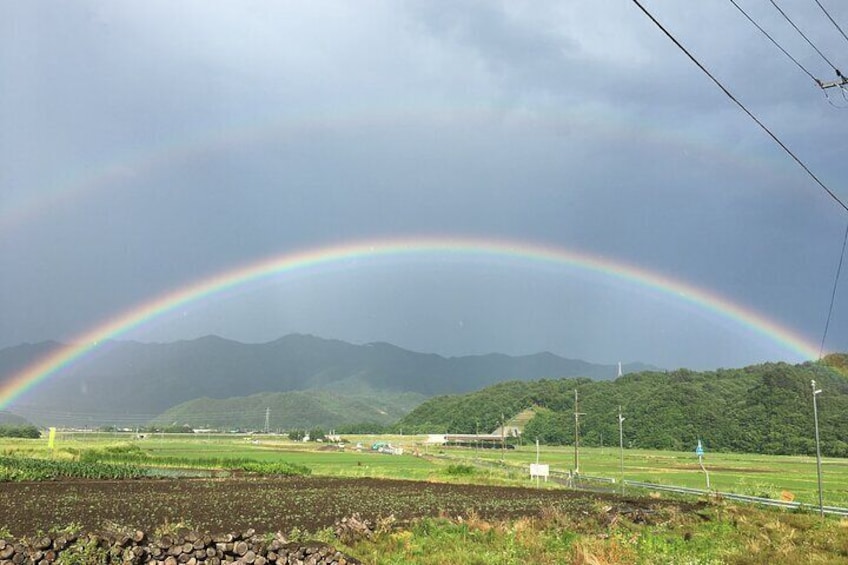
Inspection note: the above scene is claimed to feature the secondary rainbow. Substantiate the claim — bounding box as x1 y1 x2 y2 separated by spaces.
0 236 821 410
1 106 786 235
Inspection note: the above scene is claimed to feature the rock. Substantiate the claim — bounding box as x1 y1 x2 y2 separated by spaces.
233 542 248 557
34 539 51 552
0 528 359 565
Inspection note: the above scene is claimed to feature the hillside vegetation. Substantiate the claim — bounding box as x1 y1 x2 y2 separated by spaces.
398 356 848 457
150 389 427 431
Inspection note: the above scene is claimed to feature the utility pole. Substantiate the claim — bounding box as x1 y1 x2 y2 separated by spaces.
501 413 506 462
812 380 824 518
618 405 625 493
264 407 270 434
574 389 585 475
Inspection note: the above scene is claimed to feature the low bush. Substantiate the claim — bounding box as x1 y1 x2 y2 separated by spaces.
444 464 476 476
0 425 40 439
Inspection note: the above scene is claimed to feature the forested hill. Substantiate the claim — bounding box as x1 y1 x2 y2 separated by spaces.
397 356 848 457
0 410 31 426
149 389 426 431
1 334 654 426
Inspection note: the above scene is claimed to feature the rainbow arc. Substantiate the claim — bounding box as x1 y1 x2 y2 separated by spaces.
0 236 819 410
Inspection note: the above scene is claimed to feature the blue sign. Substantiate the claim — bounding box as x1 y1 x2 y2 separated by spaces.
695 439 704 457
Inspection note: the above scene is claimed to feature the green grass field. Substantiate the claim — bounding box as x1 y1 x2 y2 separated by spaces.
460 443 848 506
3 432 847 507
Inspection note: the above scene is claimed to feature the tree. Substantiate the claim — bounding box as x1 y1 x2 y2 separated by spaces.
0 424 40 439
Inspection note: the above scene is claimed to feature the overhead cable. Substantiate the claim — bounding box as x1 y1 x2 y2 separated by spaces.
629 0 848 360
768 0 844 76
728 0 821 84
812 0 848 47
630 0 848 213
820 222 848 358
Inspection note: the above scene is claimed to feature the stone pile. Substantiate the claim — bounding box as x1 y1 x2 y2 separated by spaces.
0 527 360 565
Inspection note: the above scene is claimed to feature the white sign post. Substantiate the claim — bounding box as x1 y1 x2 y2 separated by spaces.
530 463 549 487
530 439 548 487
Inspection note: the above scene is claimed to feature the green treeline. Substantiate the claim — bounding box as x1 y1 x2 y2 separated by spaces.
397 356 848 457
0 425 40 439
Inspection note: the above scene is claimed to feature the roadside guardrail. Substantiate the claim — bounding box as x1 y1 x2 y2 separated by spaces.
422 450 848 516
623 480 848 517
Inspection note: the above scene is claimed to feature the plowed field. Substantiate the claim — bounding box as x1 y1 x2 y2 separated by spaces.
1 477 698 536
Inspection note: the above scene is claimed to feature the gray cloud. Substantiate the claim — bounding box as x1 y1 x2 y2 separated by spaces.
1 0 847 370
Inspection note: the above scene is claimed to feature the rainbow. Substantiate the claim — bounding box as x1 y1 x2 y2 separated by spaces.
0 235 820 410
1 107 787 235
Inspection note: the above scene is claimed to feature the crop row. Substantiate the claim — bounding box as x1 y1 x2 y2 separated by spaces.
77 446 311 477
0 455 145 481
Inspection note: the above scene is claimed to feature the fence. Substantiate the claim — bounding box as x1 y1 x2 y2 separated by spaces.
623 480 848 517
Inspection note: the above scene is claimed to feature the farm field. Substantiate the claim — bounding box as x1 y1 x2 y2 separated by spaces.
3 434 848 563
461 443 848 507
0 475 697 537
4 432 848 505
7 475 848 564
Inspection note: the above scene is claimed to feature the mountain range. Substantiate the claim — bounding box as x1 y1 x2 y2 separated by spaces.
0 334 655 427
0 410 31 426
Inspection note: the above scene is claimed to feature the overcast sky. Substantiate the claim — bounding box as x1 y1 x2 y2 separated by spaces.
2 1 847 371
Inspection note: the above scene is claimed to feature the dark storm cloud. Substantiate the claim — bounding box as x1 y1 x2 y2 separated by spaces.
1 1 847 369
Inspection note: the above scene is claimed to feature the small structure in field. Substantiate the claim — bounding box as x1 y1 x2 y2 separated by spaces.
371 441 403 455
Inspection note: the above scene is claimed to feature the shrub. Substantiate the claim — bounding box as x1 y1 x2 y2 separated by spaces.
444 464 476 476
0 425 41 439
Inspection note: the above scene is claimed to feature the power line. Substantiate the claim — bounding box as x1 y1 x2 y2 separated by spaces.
812 0 848 47
820 221 848 358
768 0 844 76
629 0 848 360
630 0 848 213
728 0 821 84
823 84 848 107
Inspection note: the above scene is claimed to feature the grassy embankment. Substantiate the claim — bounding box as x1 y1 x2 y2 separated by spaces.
336 506 848 565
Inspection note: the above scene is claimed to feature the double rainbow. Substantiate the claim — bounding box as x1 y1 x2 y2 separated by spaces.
0 236 819 410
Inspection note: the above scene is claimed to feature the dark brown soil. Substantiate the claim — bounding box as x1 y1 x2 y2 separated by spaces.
0 476 701 537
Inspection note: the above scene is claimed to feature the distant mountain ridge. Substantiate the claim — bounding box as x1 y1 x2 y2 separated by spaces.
0 410 32 426
0 334 656 426
150 389 428 431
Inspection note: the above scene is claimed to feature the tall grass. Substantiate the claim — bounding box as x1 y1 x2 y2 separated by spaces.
340 503 848 564
77 445 311 476
0 455 145 481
